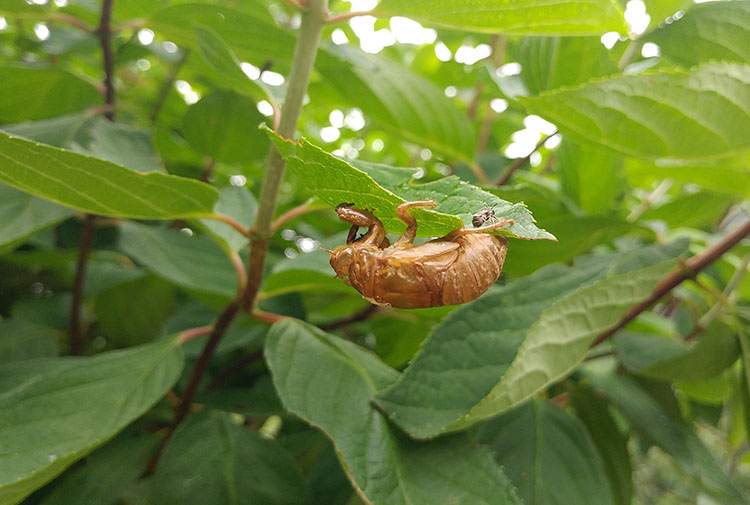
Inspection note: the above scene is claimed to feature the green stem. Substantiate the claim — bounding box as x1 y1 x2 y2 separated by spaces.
241 0 328 311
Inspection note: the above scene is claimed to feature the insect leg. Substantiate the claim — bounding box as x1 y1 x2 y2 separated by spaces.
395 200 437 244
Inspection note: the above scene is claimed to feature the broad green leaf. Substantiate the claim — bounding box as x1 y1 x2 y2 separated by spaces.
88 119 164 173
587 371 745 503
376 241 685 438
192 24 270 102
570 384 633 505
646 1 750 66
94 275 176 347
0 319 59 364
182 90 269 163
518 36 617 94
642 0 688 26
38 433 158 505
118 222 237 300
268 130 556 241
260 269 354 300
0 338 184 505
1 113 92 148
317 48 477 161
614 325 740 381
0 66 100 124
199 186 257 252
477 399 615 505
521 63 750 160
639 191 736 229
149 411 310 505
373 0 627 35
265 319 522 505
0 184 74 251
557 139 625 215
0 0 49 15
148 3 296 73
625 161 750 197
0 132 219 219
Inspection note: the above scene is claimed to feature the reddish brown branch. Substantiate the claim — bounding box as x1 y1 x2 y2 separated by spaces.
320 304 380 331
69 214 96 355
143 300 241 475
492 131 556 186
591 219 750 348
96 0 116 120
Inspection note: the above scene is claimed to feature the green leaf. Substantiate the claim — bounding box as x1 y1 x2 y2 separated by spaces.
477 399 615 505
646 1 750 66
557 140 625 215
642 0 688 27
1 113 92 148
87 119 164 173
0 319 59 364
268 130 556 240
639 191 736 229
373 0 627 35
587 371 745 503
118 222 237 300
0 66 100 123
182 90 269 163
570 384 633 505
521 63 750 160
0 338 184 505
614 325 740 381
376 241 685 438
0 184 74 251
149 3 296 73
517 36 618 94
38 433 158 505
625 161 750 197
317 48 477 161
149 411 310 505
94 275 176 347
199 186 257 252
0 132 219 219
265 318 522 505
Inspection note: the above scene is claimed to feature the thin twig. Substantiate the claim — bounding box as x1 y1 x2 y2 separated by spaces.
476 105 495 156
320 304 380 331
150 49 190 124
96 0 116 120
69 214 96 355
111 18 145 33
326 10 373 23
467 160 490 185
466 82 484 121
176 326 213 344
143 300 241 475
213 212 251 237
590 219 750 348
251 309 287 324
271 197 318 233
281 0 305 10
47 12 95 32
230 252 247 298
493 131 556 186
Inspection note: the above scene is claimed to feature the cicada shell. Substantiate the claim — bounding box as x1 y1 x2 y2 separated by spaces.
328 201 512 309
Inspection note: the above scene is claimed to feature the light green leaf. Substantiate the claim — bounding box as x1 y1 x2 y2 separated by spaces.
0 184 74 251
0 66 100 124
376 241 686 438
614 325 740 381
317 48 477 161
587 371 745 503
199 186 257 252
0 131 219 219
268 130 555 240
625 161 750 197
521 63 750 160
518 36 618 94
646 1 750 66
260 270 354 300
642 0 688 27
570 384 633 505
182 90 269 163
38 433 158 505
149 411 310 505
149 3 296 73
639 191 736 229
0 319 59 364
118 222 237 300
557 139 625 215
478 399 615 505
0 338 184 505
265 319 522 505
373 0 627 35
88 119 164 173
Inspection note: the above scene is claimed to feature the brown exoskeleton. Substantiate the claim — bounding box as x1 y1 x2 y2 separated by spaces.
328 200 513 309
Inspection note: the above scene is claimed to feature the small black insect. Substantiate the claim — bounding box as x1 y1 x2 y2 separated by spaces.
472 204 498 228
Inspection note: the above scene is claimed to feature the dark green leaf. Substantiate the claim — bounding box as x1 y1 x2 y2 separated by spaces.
0 319 59 364
0 338 184 505
265 319 522 505
0 184 74 251
478 399 615 505
557 139 625 215
0 132 219 219
1 113 92 148
88 119 164 173
199 186 257 252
